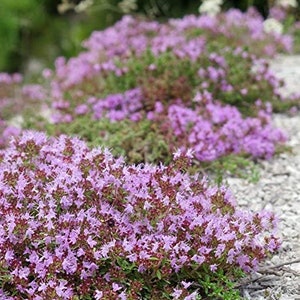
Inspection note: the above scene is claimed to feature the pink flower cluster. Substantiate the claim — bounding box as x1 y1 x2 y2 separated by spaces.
164 98 286 161
42 10 291 162
51 9 292 95
0 8 295 161
0 73 22 85
0 132 280 299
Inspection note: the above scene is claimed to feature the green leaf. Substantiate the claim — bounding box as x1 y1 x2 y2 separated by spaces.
156 269 162 280
149 257 159 261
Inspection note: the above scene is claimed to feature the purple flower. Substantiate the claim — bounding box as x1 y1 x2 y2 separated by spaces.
171 288 183 299
62 252 78 274
95 290 103 299
112 282 122 292
0 132 280 298
55 280 73 298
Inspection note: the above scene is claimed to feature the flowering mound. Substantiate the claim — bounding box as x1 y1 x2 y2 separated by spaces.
33 10 293 165
50 11 291 122
1 9 297 164
149 96 287 162
0 132 280 299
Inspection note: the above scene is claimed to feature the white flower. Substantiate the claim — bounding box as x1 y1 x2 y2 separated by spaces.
118 0 138 13
263 18 284 35
7 115 24 128
74 0 94 13
198 0 223 16
94 290 103 300
205 0 223 4
276 0 298 8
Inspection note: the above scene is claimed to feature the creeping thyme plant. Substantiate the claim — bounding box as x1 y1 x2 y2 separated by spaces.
0 132 280 299
20 8 298 168
0 3 300 299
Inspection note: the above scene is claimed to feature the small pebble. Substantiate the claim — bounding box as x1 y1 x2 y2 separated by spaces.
229 55 300 299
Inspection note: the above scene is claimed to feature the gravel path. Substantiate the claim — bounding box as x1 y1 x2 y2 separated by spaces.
228 55 300 300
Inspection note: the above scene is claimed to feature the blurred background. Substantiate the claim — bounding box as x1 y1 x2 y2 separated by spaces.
1 0 299 75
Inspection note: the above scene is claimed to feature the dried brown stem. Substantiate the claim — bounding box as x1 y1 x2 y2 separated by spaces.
235 258 300 288
259 258 300 272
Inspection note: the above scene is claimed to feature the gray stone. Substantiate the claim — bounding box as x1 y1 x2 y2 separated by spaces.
229 55 300 299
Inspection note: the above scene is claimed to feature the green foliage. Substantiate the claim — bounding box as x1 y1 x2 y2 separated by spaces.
24 115 173 165
24 113 264 186
202 154 261 186
0 0 48 72
0 7 19 71
0 0 123 73
3 0 300 74
195 267 243 299
93 257 245 299
135 0 200 19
